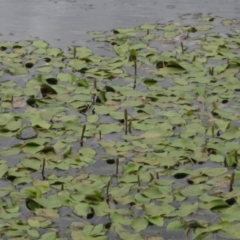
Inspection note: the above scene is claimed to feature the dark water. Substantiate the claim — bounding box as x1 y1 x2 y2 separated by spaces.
0 0 240 48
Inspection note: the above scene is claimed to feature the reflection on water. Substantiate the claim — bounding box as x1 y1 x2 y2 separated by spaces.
0 0 239 48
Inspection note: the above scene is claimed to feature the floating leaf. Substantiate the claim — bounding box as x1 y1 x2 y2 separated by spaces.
36 65 53 73
74 202 90 217
33 39 49 49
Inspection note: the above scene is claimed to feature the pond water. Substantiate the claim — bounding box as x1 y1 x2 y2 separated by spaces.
1 1 240 240
0 0 240 48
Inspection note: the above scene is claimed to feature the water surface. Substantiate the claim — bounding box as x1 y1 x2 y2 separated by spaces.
0 0 240 48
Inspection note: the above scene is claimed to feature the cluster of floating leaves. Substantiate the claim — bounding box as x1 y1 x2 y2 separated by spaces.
1 14 240 240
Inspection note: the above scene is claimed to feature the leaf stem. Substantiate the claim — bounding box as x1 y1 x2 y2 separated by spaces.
80 124 86 147
137 175 141 186
181 42 184 54
115 158 119 176
133 77 137 90
124 109 128 135
106 174 116 200
11 95 13 109
229 172 235 192
211 125 215 138
134 60 137 76
150 172 154 181
128 120 132 134
234 150 238 164
42 158 46 180
73 47 76 59
192 55 196 62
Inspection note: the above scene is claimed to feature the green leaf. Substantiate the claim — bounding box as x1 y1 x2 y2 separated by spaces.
110 212 132 225
37 65 53 73
176 202 198 217
143 186 163 199
171 138 196 150
147 216 164 227
180 185 205 197
34 195 62 209
87 115 99 123
131 217 148 232
203 167 227 177
90 224 104 237
139 23 156 30
39 232 57 240
221 205 240 222
68 59 86 70
0 162 8 177
221 127 240 140
98 122 123 134
27 229 40 238
27 218 40 228
30 114 51 129
196 85 205 97
63 146 72 157
167 220 185 230
33 39 49 49
71 46 93 58
222 19 233 26
122 162 142 174
0 114 14 126
79 147 96 158
83 225 94 236
74 202 90 217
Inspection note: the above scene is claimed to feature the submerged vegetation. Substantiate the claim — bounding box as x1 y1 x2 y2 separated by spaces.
1 14 240 239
